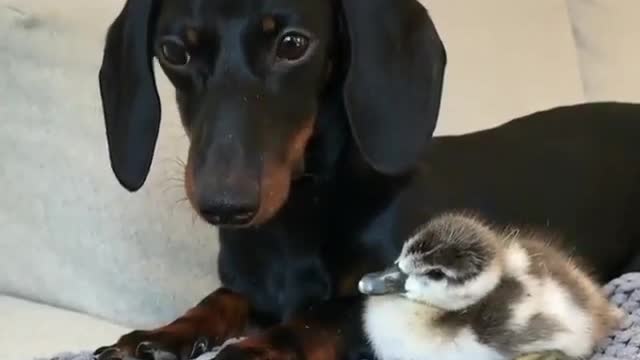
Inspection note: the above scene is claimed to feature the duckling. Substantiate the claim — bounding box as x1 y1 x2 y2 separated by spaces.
358 213 623 360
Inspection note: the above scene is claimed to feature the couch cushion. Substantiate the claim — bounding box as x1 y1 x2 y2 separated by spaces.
423 0 585 136
0 295 129 360
0 0 221 329
568 0 640 102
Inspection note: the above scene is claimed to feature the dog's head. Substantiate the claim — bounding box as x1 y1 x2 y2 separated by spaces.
99 0 446 227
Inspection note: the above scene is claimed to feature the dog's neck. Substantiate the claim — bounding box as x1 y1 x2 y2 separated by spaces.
291 86 411 216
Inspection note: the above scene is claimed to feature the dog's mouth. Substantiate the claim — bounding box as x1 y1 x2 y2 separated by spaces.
358 264 408 296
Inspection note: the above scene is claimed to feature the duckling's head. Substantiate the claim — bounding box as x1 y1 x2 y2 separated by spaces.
359 213 504 311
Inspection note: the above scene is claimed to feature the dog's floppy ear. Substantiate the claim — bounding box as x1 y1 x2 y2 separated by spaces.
340 0 446 175
99 0 161 191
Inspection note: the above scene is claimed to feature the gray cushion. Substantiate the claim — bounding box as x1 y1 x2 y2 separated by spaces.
0 0 220 329
0 295 129 360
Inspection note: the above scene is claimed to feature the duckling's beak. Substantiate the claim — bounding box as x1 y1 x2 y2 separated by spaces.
358 264 408 296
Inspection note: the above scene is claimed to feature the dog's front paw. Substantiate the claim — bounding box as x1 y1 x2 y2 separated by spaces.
93 331 212 360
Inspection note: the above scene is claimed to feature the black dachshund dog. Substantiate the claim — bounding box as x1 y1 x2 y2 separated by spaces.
95 0 640 359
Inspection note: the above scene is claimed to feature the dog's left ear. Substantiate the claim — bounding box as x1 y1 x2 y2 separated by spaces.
98 0 161 192
340 0 446 175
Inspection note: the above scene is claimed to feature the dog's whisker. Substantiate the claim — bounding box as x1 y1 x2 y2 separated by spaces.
173 157 187 168
167 167 186 176
162 189 183 200
168 197 190 214
165 176 185 183
158 156 186 167
165 156 187 168
161 177 185 186
175 197 189 205
158 176 186 189
162 186 185 197
171 173 185 181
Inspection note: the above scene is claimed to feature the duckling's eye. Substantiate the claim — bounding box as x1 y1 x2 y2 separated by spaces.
425 269 446 281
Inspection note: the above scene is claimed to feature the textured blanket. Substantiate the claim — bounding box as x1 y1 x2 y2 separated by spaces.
38 273 640 360
590 273 640 359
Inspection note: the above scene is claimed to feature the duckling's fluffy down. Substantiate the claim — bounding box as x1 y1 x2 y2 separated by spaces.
364 214 624 360
498 232 624 358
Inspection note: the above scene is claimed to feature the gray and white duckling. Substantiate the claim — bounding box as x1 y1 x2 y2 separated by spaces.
359 213 623 360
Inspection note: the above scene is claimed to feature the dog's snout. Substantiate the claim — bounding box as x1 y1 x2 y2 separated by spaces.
187 130 263 226
199 201 258 226
192 174 261 227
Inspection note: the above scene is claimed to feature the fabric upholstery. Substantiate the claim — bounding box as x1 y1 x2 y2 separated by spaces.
567 0 640 103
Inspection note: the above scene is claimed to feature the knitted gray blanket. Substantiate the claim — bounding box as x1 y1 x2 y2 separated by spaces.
590 273 640 359
40 273 640 360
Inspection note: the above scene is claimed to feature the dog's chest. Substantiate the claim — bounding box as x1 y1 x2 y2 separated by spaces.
363 296 505 360
219 229 334 321
218 190 398 321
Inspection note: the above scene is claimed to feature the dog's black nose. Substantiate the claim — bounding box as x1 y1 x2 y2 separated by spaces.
199 202 257 226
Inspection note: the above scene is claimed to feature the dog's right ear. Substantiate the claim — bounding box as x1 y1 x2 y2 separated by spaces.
339 0 446 176
99 0 161 192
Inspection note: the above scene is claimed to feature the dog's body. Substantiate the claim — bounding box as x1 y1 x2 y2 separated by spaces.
93 0 640 359
222 103 640 326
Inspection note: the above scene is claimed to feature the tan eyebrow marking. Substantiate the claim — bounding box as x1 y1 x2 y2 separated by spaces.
186 28 199 46
262 16 277 33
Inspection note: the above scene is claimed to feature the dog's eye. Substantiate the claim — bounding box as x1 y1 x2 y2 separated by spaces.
425 269 446 281
160 38 191 66
276 32 310 61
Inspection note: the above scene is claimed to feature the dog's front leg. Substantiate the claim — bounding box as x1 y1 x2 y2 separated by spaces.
214 296 369 360
94 288 251 360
